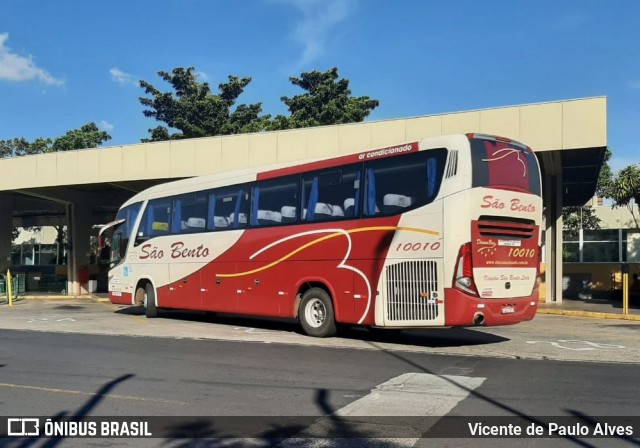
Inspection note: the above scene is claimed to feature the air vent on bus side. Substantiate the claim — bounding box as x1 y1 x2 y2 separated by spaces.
476 217 535 240
385 260 439 321
445 150 458 178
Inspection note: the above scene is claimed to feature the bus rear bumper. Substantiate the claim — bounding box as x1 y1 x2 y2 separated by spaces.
444 288 538 327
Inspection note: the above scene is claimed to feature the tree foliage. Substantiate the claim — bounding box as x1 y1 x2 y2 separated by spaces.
269 67 379 130
138 66 380 141
139 67 270 141
562 206 601 237
610 164 640 229
0 123 111 157
595 148 614 198
51 123 111 152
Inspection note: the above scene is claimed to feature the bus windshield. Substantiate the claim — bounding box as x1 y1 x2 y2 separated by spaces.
470 136 541 196
110 202 142 266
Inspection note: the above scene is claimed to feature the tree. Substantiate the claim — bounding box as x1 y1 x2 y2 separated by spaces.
0 123 111 157
269 67 379 130
595 148 614 199
138 66 380 141
51 123 111 152
610 164 640 230
562 206 601 237
138 67 270 141
0 137 47 157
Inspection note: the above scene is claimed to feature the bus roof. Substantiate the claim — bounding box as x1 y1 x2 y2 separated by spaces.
120 134 476 208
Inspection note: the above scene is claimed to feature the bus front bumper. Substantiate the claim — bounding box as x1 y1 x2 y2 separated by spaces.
109 291 133 305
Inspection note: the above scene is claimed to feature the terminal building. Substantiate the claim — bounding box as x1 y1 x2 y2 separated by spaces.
0 97 607 303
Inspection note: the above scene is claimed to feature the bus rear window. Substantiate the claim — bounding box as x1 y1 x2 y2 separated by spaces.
470 137 541 196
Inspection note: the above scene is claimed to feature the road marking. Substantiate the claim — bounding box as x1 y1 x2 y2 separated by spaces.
27 318 77 323
526 340 625 351
0 382 188 405
234 327 284 334
280 372 485 447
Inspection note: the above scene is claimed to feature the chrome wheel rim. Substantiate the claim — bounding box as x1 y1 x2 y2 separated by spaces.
305 298 326 328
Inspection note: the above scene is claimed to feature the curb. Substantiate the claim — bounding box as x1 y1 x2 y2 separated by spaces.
537 308 640 321
7 295 108 303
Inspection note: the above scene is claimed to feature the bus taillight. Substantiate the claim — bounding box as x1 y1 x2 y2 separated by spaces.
454 242 478 296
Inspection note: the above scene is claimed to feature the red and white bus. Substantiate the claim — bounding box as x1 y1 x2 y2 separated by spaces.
102 133 542 337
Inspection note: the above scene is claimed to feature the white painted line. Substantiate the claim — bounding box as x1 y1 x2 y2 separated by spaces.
280 372 486 447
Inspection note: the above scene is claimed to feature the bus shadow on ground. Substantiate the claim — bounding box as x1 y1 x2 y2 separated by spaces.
113 306 509 348
340 326 509 347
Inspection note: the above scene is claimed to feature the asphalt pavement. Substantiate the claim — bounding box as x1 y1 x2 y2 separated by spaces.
0 296 637 364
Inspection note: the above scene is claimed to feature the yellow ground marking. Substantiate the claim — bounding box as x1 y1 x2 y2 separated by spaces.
217 226 440 279
0 382 188 405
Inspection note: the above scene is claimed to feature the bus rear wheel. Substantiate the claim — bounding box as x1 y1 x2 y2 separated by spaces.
143 283 158 318
299 288 336 338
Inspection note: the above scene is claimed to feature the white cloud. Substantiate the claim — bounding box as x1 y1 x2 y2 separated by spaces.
195 71 209 81
98 120 114 133
276 0 356 67
0 32 64 86
109 67 136 85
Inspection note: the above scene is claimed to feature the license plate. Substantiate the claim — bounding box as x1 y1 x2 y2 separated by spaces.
501 306 515 314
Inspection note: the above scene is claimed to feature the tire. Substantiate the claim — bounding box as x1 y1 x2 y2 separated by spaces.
144 283 158 318
298 288 336 337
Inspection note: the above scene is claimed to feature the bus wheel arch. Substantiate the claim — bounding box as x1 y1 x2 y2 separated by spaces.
297 284 337 338
134 279 158 318
134 280 147 306
294 281 332 317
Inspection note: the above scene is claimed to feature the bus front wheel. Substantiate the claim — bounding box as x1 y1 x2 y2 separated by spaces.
144 283 158 318
299 288 336 337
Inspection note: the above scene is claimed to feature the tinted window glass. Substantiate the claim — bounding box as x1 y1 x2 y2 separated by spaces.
139 198 172 238
111 202 142 264
251 176 299 226
302 165 361 221
208 186 250 230
172 192 208 233
471 138 541 196
364 149 447 216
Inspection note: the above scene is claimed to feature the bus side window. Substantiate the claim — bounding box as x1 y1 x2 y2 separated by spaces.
207 186 249 231
228 190 249 229
174 192 208 233
139 198 172 239
364 168 379 216
364 149 447 216
250 176 299 227
302 165 360 222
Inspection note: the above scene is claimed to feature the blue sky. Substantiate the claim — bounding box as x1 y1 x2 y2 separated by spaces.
0 0 638 171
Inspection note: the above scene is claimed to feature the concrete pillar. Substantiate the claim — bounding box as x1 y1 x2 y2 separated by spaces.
0 193 13 273
67 201 93 295
543 154 564 303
